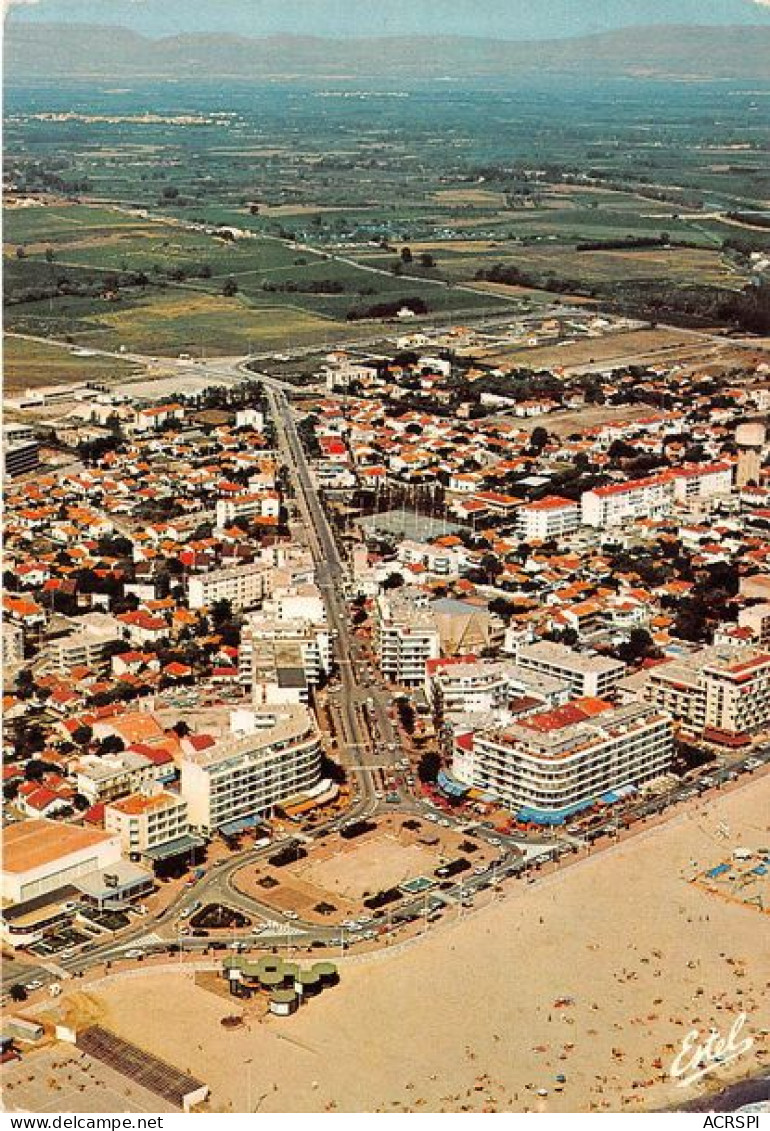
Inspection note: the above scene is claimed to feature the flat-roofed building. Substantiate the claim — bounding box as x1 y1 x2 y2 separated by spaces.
581 475 673 528
3 621 25 670
71 750 157 804
73 860 155 909
239 613 331 699
180 706 322 835
453 701 673 821
375 589 441 685
1 820 122 904
4 440 40 479
188 560 272 611
3 424 39 479
638 645 770 741
425 655 570 717
45 614 121 673
516 495 581 541
516 640 626 698
738 603 770 647
105 785 190 856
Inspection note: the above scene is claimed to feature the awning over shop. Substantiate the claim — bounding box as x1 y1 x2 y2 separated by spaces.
218 815 260 837
437 770 470 798
142 834 205 862
598 783 638 805
516 798 594 826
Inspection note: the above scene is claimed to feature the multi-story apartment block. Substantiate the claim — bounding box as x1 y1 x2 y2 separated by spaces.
187 560 272 611
4 438 40 479
105 785 190 857
581 475 673 528
516 496 581 541
71 751 158 803
670 462 733 503
640 645 770 740
425 656 571 717
375 589 441 685
180 706 322 835
215 491 280 528
45 614 121 672
3 621 25 670
453 701 673 820
239 613 331 699
516 641 626 698
396 539 464 578
738 603 770 646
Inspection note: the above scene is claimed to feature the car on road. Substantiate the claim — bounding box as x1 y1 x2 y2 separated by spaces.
24 980 43 992
284 911 299 921
124 949 145 961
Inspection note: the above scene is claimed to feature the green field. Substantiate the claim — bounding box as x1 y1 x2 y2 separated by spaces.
4 201 514 354
5 289 398 356
4 77 768 349
4 333 140 391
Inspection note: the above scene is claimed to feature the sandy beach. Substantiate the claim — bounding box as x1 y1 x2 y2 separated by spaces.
52 776 770 1113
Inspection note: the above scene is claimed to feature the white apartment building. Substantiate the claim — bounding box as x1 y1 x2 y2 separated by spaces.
3 621 25 668
45 614 121 672
105 786 189 856
235 408 265 431
453 702 673 819
639 645 770 739
72 751 158 803
516 496 581 541
375 589 441 685
3 434 39 479
738 603 770 646
396 539 464 578
581 475 673 528
239 613 332 695
516 640 626 698
670 462 733 503
187 560 272 611
180 706 322 835
215 492 280 528
425 656 571 717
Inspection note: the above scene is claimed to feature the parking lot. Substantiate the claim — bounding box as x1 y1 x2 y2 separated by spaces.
230 814 498 929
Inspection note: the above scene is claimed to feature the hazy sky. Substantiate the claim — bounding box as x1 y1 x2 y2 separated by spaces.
6 0 770 39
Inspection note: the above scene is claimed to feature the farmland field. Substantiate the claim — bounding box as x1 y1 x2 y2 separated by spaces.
46 290 353 355
3 333 140 391
3 77 769 355
478 327 711 371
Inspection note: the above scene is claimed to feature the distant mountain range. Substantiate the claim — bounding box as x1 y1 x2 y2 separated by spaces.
5 23 770 84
